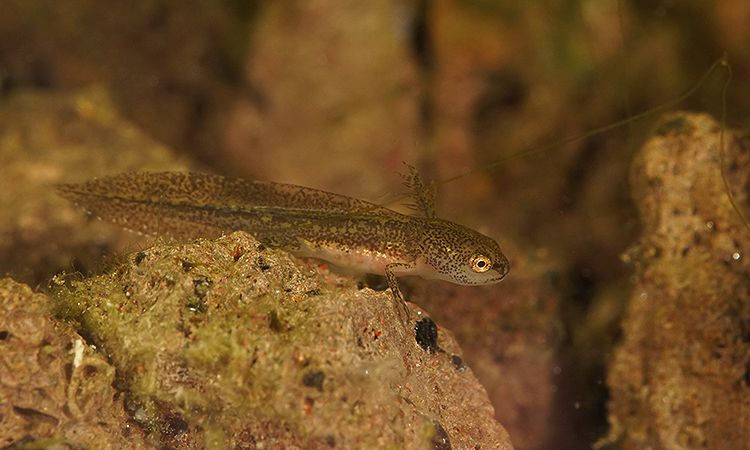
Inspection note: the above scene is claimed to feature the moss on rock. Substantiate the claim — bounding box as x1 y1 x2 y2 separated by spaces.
53 231 513 449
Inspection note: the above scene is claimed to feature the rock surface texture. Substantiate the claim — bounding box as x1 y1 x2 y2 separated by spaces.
602 112 750 449
51 231 514 449
0 279 153 449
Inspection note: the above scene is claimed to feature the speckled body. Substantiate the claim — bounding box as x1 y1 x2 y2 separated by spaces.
56 172 509 289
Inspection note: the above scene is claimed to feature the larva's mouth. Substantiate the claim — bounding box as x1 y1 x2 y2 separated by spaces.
486 274 508 284
493 260 510 277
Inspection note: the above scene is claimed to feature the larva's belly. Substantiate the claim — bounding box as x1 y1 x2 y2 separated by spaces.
291 239 418 277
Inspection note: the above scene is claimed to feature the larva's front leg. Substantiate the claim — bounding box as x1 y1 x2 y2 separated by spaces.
385 262 412 322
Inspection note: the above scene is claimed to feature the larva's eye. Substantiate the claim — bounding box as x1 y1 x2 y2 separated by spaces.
470 254 492 273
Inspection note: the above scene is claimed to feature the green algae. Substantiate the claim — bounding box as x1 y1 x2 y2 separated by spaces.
51 231 512 449
56 236 324 413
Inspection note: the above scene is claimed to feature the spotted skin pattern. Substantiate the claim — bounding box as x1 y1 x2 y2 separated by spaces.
56 172 510 319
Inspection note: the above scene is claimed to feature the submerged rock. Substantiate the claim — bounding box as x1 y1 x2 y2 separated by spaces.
0 278 153 449
53 231 514 449
601 112 750 449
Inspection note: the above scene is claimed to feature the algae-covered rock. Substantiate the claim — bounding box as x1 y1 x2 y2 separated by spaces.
0 278 154 449
53 231 514 449
601 112 750 449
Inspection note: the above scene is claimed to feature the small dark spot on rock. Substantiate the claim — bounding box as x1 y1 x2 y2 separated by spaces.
134 252 147 265
326 434 336 447
163 414 189 438
113 375 129 392
181 259 194 272
82 364 98 377
451 354 466 371
302 370 325 391
0 330 9 340
268 310 284 332
185 297 207 314
430 419 451 449
357 281 365 290
192 275 213 298
306 289 321 296
257 256 271 271
256 244 266 252
162 276 176 288
415 318 439 354
12 406 59 426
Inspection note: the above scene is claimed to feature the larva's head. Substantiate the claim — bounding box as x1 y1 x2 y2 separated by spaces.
416 220 510 286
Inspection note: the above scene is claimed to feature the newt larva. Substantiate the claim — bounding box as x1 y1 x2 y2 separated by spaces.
55 171 510 319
